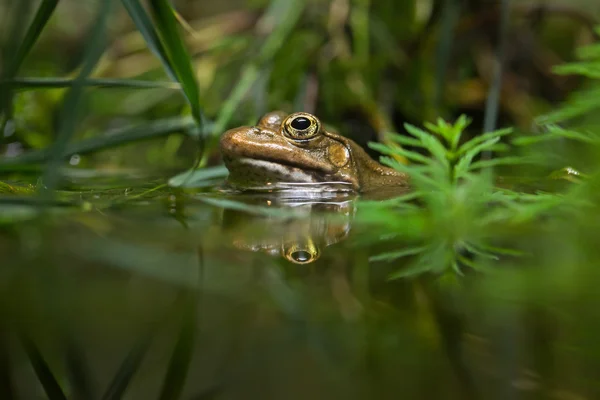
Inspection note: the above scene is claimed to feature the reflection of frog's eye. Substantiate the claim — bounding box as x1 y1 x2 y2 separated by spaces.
283 113 321 141
283 240 320 264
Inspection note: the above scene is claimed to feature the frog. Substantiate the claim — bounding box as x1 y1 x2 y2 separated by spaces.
219 111 410 192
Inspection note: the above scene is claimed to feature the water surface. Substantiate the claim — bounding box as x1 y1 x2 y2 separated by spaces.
0 178 596 400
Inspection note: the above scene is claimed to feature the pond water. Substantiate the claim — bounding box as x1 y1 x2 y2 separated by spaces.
0 178 597 400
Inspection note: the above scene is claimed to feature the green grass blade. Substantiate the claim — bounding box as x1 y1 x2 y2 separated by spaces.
434 0 460 111
64 340 94 400
148 0 203 128
379 156 441 188
5 77 179 90
454 137 501 178
255 0 306 64
457 127 513 156
403 123 449 167
100 336 153 400
210 65 261 139
168 165 228 187
468 156 528 171
0 116 194 168
535 87 600 125
0 197 78 207
387 259 435 280
121 0 177 82
0 330 15 400
545 125 598 143
369 245 428 262
575 42 600 60
0 0 33 124
350 0 370 68
482 0 510 134
19 334 67 400
157 300 196 400
384 132 428 149
207 0 305 144
7 0 59 75
369 142 432 164
41 0 114 192
553 62 600 79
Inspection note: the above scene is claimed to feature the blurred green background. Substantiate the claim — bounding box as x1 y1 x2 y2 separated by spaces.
3 0 599 172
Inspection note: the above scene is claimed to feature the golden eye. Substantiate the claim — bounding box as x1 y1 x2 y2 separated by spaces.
283 236 320 264
282 112 321 141
283 244 320 264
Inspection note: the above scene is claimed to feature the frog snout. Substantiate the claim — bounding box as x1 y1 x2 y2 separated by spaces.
219 127 255 157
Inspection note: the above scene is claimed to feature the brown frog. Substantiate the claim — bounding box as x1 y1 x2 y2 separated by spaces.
220 111 410 192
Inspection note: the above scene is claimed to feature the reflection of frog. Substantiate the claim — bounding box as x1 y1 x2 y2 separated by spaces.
220 111 410 192
221 195 356 264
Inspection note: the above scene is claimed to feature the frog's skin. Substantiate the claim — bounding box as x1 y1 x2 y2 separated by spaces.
219 111 410 192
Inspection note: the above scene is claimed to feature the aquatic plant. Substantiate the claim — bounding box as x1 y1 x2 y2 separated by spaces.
360 26 600 280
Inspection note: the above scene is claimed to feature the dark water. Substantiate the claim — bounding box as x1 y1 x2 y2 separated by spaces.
0 180 598 400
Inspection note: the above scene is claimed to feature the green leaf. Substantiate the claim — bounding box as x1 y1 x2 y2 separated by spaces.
41 0 115 193
147 0 203 128
100 336 153 400
511 134 557 146
1 0 48 126
6 0 59 75
454 137 501 178
369 142 432 165
369 245 428 262
457 127 512 156
553 62 600 79
64 339 93 400
516 125 598 145
5 77 179 90
536 87 600 124
207 0 305 146
575 42 600 60
0 336 14 398
461 241 499 260
359 190 425 208
474 242 526 257
403 123 449 167
451 114 471 149
20 334 67 400
168 165 229 187
158 300 195 400
379 156 442 189
468 156 529 171
547 125 598 143
384 132 428 149
387 257 435 280
121 0 177 81
210 65 261 139
255 0 306 64
0 116 194 168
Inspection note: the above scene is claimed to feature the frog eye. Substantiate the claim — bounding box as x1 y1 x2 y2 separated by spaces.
282 112 321 141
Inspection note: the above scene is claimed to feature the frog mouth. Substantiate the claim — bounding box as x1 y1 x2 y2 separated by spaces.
223 157 355 193
232 157 321 183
